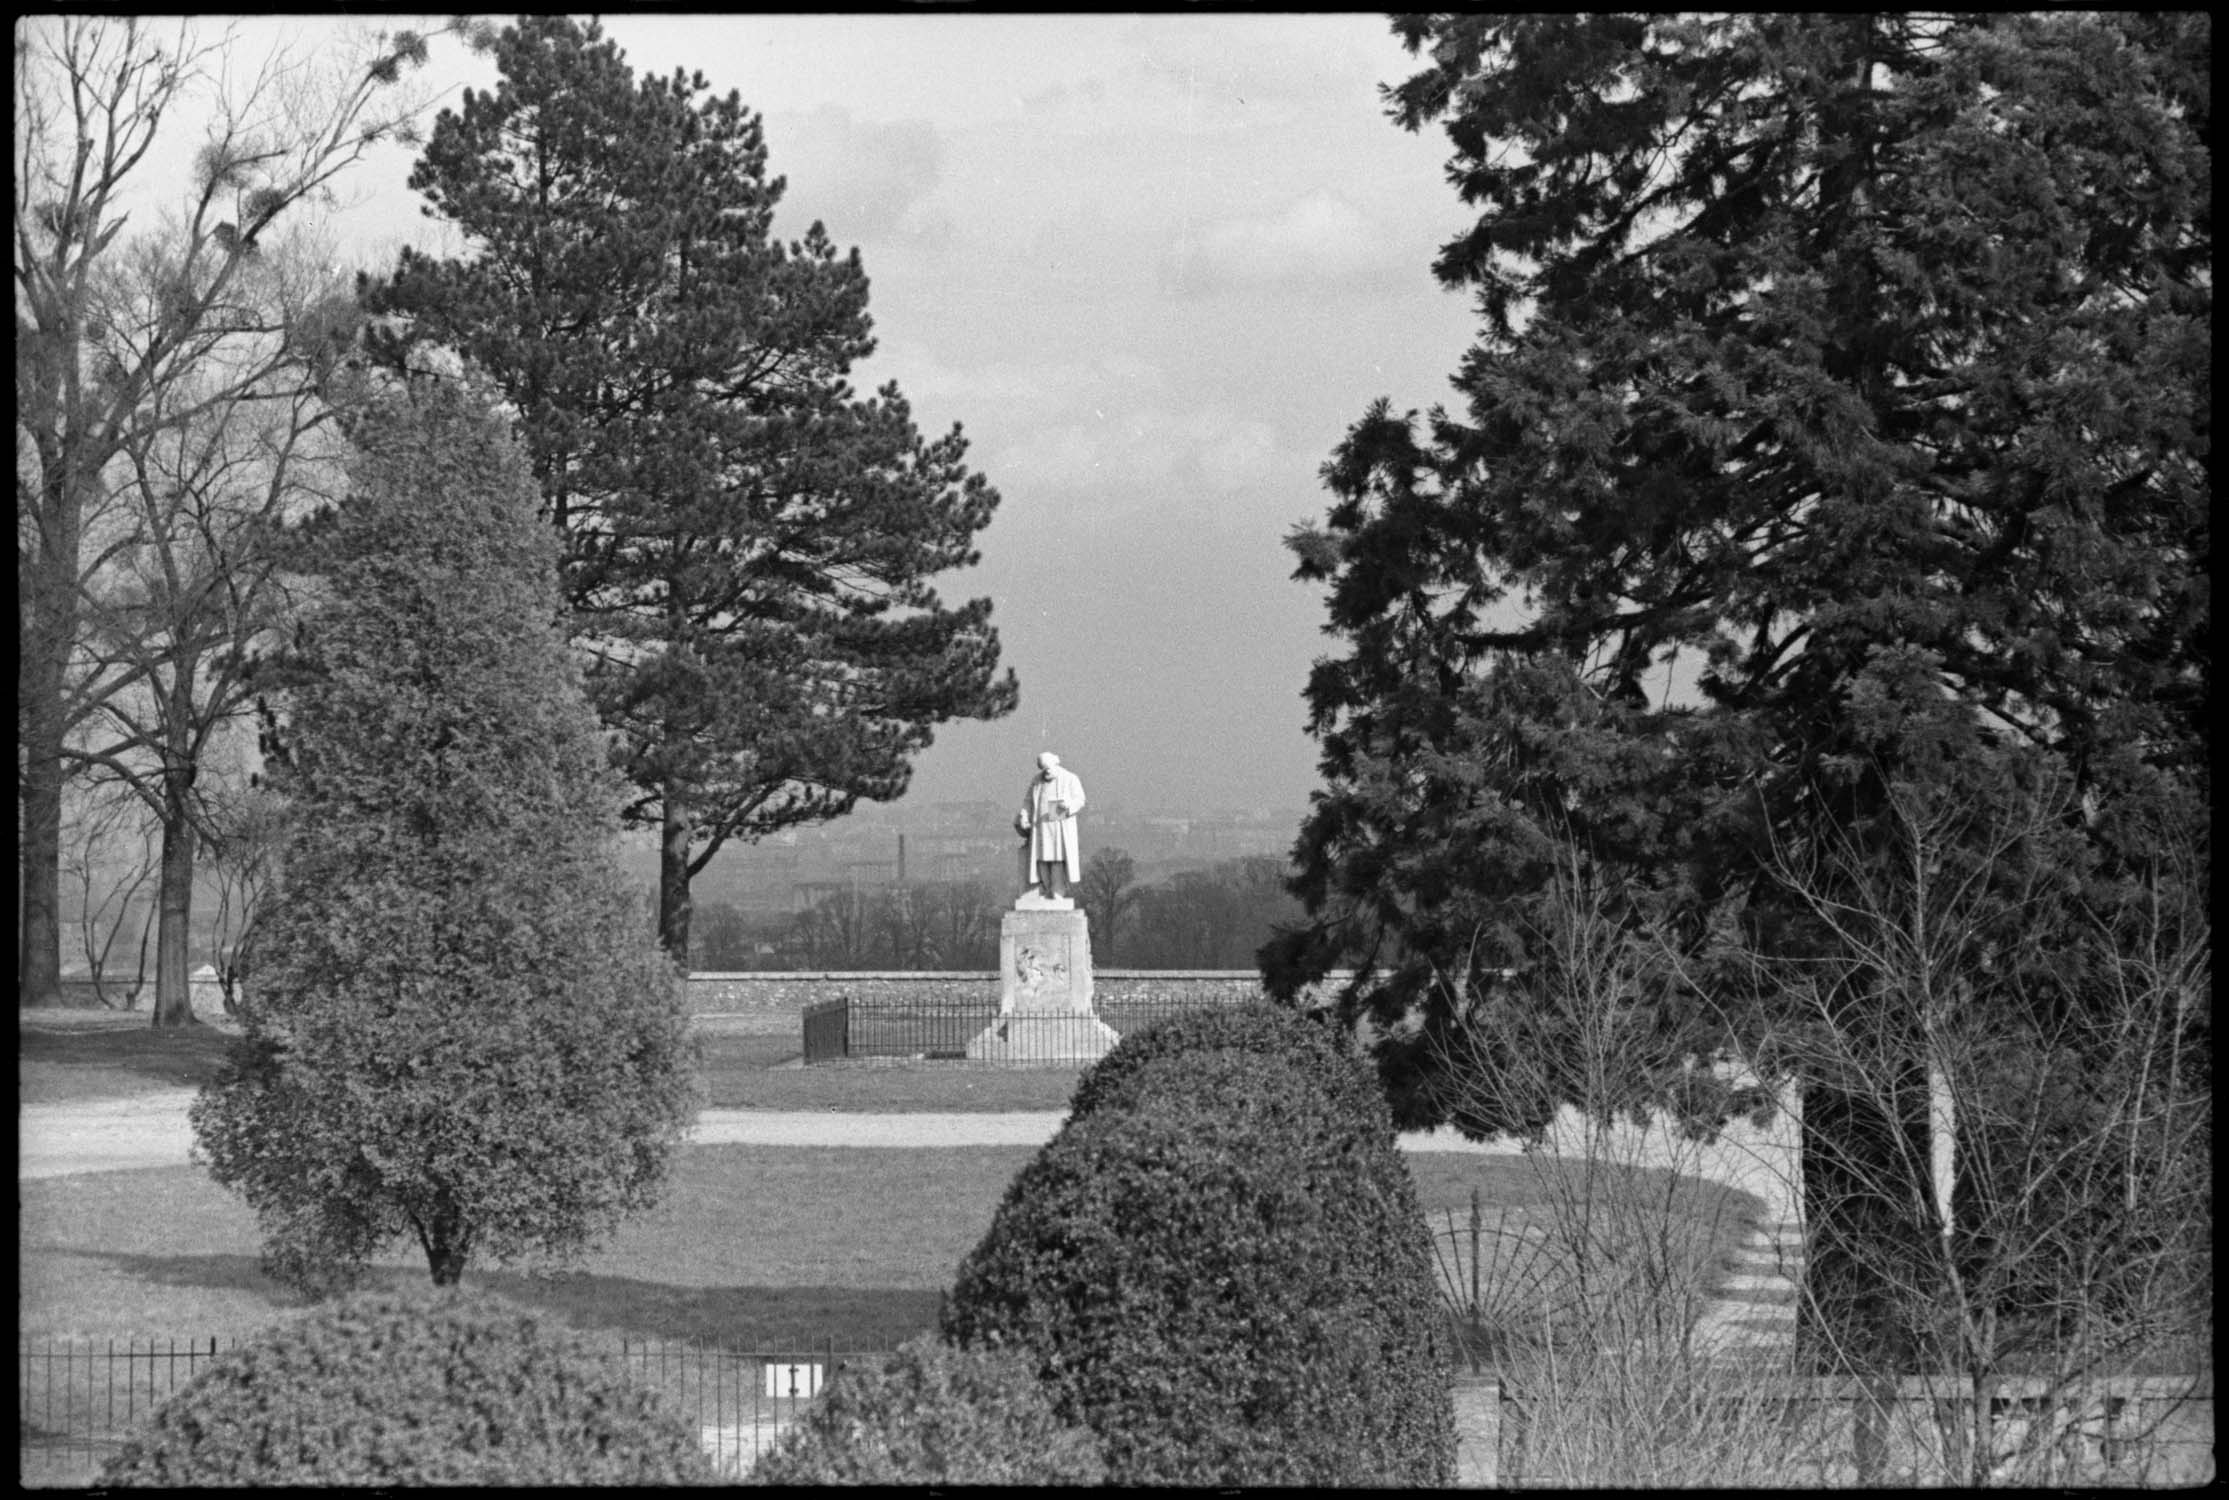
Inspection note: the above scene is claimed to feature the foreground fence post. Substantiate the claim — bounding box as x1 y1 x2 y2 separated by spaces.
1449 1374 1500 1487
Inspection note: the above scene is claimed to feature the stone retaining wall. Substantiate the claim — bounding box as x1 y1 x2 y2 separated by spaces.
686 970 1312 1020
62 970 1322 1027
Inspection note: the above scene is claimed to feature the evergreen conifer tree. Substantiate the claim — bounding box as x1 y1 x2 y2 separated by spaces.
192 366 698 1292
364 16 1017 964
1267 13 2209 1360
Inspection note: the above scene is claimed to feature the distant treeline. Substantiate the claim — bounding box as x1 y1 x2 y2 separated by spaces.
694 852 1302 972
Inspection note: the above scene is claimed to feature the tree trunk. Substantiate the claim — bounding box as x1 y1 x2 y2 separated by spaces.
19 389 84 1012
149 692 203 1027
427 1239 470 1286
148 778 201 1027
18 657 68 1008
658 783 693 969
421 1209 472 1287
1799 1073 1939 1370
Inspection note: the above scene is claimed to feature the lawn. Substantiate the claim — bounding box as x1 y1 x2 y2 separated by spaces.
17 1008 1767 1485
19 1144 1759 1350
18 1015 1087 1113
18 1017 1766 1486
17 1145 1039 1352
17 1017 238 1105
19 1015 1766 1351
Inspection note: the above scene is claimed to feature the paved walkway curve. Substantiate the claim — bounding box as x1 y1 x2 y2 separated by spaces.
19 1089 1803 1367
20 1088 1796 1193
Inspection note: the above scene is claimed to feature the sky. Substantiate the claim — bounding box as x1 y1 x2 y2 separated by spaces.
215 13 1481 819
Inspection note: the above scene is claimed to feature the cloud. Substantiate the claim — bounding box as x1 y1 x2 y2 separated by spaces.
873 341 1290 509
764 105 946 244
997 407 1283 500
1160 191 1407 296
1012 16 1389 136
888 346 1158 431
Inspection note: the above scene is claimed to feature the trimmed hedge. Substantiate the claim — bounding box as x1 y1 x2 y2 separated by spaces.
748 1334 1104 1485
97 1288 715 1487
944 1042 1454 1485
1067 997 1394 1143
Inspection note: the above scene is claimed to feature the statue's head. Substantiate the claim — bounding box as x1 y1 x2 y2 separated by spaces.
1038 752 1060 771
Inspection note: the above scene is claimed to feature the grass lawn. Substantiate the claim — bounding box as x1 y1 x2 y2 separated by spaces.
697 1032 1084 1112
18 1006 1767 1462
17 1018 238 1105
19 1016 1086 1113
18 1045 1763 1485
17 1145 1040 1353
19 1013 1765 1349
19 1143 1759 1349
1405 1152 1764 1368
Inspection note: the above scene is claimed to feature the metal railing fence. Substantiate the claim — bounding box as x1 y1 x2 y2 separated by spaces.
607 1336 889 1478
801 997 848 1064
801 992 1251 1065
19 1338 239 1486
22 1335 2208 1488
18 1335 896 1486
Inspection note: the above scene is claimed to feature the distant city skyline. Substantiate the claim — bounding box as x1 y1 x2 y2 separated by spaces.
628 791 1304 919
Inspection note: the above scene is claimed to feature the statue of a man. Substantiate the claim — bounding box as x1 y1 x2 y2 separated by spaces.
1015 752 1087 905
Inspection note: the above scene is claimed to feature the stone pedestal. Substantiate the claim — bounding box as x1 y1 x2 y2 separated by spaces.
966 907 1118 1063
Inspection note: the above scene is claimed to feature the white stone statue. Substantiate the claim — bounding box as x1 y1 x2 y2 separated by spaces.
1015 751 1086 907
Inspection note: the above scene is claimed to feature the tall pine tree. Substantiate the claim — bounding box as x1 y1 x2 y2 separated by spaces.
192 365 698 1292
1267 13 2208 1358
363 17 1017 964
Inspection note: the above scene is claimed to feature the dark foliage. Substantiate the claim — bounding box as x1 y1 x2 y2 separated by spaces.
1265 12 2208 1368
1121 854 1304 969
1266 10 2210 1129
97 1287 715 1486
944 1042 1453 1485
193 372 697 1292
362 16 1016 963
1068 996 1388 1141
748 1333 1104 1485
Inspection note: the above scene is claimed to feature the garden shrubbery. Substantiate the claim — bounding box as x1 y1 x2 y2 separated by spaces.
96 1287 714 1487
941 1014 1454 1486
192 373 698 1295
1066 997 1391 1138
749 1333 1104 1485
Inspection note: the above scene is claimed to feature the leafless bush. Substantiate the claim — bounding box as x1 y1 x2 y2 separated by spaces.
1411 787 2210 1484
58 776 160 1006
1420 876 1831 1485
1717 779 2213 1485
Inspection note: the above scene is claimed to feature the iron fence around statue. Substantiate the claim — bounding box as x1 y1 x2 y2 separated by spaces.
801 991 1248 1065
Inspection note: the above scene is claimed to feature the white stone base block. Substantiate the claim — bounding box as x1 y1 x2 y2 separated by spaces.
999 907 1094 1013
965 1010 1121 1064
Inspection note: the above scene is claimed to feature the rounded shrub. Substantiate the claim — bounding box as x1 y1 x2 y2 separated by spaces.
748 1334 1103 1485
97 1287 715 1487
1069 998 1395 1144
944 1045 1454 1485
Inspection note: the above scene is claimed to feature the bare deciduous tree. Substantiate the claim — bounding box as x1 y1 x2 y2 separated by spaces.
57 774 161 1008
17 14 452 1011
73 237 355 1024
1429 812 2209 1484
1731 781 2211 1484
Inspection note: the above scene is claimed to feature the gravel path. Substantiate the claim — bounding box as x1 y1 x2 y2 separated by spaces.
19 1088 1799 1219
21 1088 1805 1385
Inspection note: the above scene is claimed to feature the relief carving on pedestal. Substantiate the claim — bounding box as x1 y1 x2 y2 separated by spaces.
1014 943 1067 991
